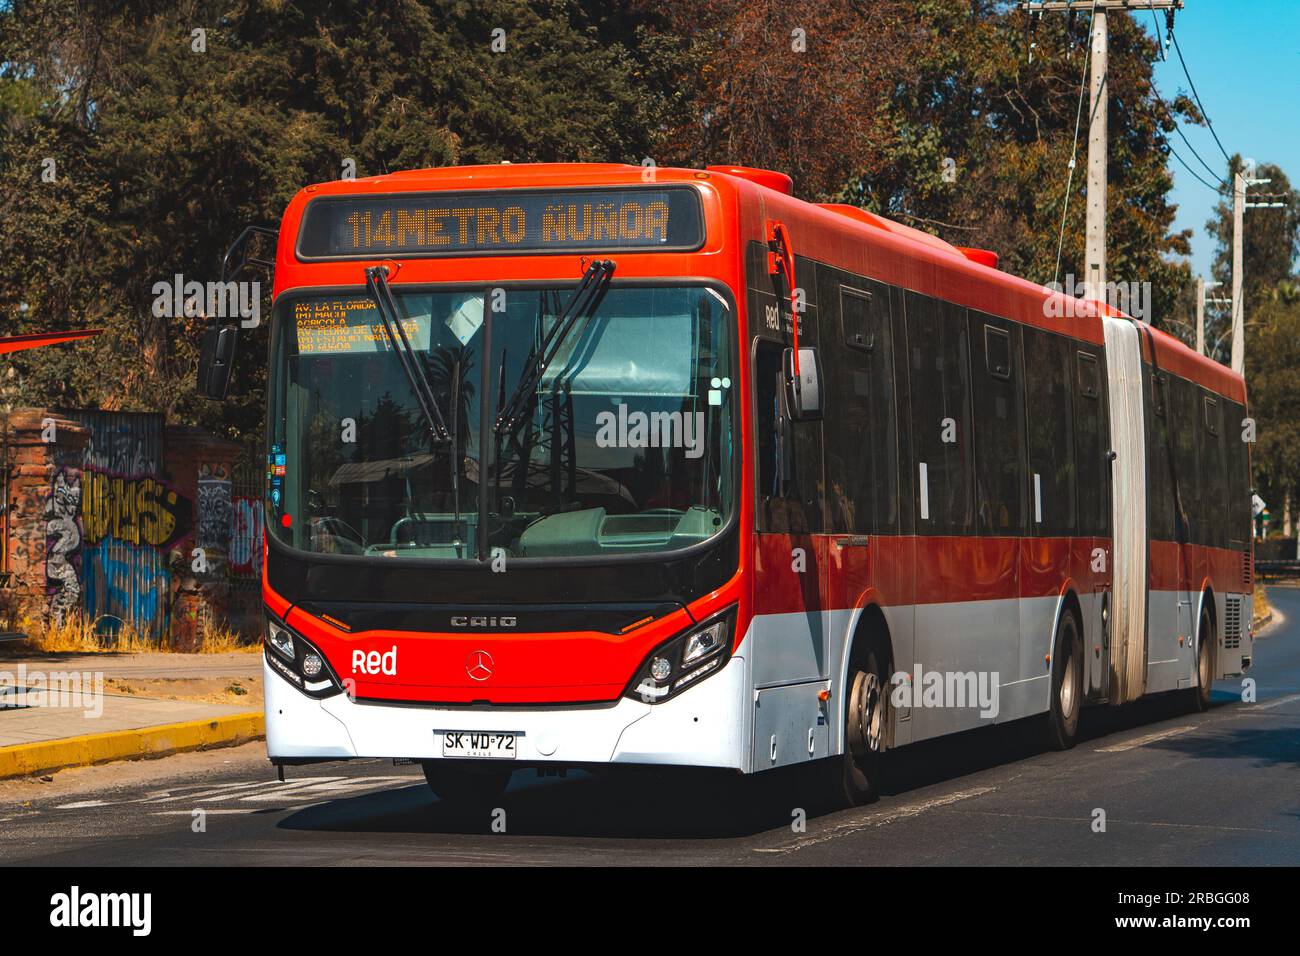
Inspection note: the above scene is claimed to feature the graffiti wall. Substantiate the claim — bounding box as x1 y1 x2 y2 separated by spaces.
44 467 84 624
75 411 185 640
2 409 250 644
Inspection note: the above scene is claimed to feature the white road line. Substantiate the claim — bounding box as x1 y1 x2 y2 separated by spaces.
53 800 108 810
237 776 411 801
754 786 996 855
1255 693 1300 710
1096 726 1192 753
145 778 347 804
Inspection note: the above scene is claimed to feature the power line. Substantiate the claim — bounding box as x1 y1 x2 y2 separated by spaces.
1142 57 1227 189
1169 29 1233 166
1167 142 1226 194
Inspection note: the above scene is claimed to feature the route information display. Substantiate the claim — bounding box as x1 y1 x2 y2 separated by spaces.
296 186 704 259
293 298 431 355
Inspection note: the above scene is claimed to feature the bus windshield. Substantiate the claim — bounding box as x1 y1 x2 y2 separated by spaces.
266 284 736 562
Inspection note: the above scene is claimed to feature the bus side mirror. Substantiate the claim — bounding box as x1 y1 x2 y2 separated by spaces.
198 323 238 400
783 346 823 422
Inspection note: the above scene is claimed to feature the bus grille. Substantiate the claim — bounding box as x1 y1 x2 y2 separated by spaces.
1242 550 1253 589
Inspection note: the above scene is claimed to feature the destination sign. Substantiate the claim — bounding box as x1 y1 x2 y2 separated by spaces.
293 297 431 355
296 187 704 259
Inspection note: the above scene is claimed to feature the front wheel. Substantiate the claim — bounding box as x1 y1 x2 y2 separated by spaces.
421 761 513 807
833 646 888 807
1046 610 1083 750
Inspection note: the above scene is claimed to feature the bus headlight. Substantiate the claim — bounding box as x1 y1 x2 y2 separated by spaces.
267 618 295 661
264 612 343 700
624 607 735 704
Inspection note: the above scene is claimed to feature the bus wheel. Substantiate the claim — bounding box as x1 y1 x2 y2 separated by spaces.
421 761 513 807
1189 605 1215 712
1046 610 1083 750
835 646 887 807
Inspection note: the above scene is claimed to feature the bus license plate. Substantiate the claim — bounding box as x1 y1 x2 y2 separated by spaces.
442 731 518 759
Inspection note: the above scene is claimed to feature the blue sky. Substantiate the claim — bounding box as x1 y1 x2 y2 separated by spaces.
1146 0 1299 276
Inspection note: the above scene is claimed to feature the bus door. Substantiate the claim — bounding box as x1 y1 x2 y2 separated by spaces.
749 244 831 768
817 269 910 746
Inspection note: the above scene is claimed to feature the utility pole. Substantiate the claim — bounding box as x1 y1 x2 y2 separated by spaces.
1087 6 1108 300
1197 278 1225 357
1195 277 1205 355
1230 172 1289 374
1231 171 1245 374
1023 1 1184 302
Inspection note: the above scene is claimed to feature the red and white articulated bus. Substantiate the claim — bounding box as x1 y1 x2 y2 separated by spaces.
200 162 1254 805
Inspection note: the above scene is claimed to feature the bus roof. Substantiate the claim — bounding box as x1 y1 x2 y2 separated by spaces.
275 162 1245 404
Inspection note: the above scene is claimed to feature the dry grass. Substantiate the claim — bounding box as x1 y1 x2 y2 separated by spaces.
1253 587 1273 626
15 612 259 654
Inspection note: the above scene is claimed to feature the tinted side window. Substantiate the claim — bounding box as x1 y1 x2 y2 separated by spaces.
822 275 899 534
1224 399 1251 546
970 313 1026 535
1201 392 1227 548
1073 349 1108 535
1145 368 1176 542
1024 328 1075 536
1170 376 1201 545
906 292 973 534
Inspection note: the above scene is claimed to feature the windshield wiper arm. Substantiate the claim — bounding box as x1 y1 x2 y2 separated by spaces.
494 258 615 433
365 265 451 445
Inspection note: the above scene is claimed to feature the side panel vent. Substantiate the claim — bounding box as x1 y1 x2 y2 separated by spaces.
1243 550 1253 589
1224 597 1243 650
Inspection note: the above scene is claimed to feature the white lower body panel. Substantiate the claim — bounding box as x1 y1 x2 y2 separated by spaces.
264 645 749 771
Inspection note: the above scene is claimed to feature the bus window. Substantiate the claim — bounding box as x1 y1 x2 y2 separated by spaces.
906 293 973 534
821 275 898 534
755 339 821 534
971 313 1026 535
1023 326 1074 535
1073 349 1108 536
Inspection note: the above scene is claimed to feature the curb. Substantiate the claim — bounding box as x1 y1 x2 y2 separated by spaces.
0 712 264 780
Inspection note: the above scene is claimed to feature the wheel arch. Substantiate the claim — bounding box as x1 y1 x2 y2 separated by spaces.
838 598 896 750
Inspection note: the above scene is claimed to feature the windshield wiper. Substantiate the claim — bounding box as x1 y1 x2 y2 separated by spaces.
493 258 615 433
364 265 451 445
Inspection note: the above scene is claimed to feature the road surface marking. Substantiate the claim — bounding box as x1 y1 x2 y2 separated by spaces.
754 786 996 855
53 800 108 810
1096 726 1192 753
1255 693 1300 710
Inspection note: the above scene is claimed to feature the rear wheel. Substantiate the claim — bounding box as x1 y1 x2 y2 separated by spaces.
1046 610 1083 750
1190 605 1215 712
833 646 888 807
421 761 513 807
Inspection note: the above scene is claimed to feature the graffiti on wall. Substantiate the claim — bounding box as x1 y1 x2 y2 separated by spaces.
81 472 189 548
196 463 232 551
229 496 264 576
44 468 83 623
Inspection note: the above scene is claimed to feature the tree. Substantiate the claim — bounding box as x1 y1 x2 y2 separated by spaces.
0 0 659 442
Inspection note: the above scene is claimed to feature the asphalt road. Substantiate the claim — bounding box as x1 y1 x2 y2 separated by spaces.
2 588 1298 866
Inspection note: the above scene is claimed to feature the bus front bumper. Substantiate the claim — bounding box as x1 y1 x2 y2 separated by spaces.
263 652 748 771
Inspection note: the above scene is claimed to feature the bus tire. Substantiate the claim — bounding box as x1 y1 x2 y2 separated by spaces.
1189 604 1215 712
834 645 887 807
421 760 513 807
1045 609 1083 750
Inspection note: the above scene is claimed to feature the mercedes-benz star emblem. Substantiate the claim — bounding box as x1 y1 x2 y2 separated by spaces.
466 650 494 682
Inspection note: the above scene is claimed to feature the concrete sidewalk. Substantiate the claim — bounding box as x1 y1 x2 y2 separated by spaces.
0 651 264 779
